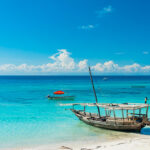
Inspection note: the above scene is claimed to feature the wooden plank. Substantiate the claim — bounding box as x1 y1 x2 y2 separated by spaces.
127 110 128 121
146 106 149 118
139 109 141 117
133 109 135 124
113 108 116 124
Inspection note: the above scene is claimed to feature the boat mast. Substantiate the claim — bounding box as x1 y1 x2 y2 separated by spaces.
88 66 101 118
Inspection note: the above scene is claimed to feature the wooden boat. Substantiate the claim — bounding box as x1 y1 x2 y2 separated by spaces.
61 103 149 132
47 90 75 100
48 96 74 100
61 67 150 132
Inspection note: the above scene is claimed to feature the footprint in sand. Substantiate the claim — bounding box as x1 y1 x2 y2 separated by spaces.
59 146 73 150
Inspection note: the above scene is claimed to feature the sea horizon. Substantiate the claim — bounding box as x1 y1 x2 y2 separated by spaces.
0 75 150 76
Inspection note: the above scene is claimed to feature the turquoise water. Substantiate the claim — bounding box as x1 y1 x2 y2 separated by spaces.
0 76 150 149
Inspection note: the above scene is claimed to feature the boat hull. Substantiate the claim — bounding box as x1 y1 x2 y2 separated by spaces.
48 96 74 100
72 110 144 132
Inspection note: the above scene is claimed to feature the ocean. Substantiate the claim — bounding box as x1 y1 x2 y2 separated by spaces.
0 76 150 149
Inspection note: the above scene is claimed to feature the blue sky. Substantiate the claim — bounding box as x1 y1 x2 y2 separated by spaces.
0 0 150 75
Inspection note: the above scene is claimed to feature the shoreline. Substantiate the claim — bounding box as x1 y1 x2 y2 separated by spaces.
34 134 150 150
2 133 150 150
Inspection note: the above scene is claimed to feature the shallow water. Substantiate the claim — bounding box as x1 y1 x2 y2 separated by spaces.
0 76 150 148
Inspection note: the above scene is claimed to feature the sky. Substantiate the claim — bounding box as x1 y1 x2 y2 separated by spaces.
0 0 150 75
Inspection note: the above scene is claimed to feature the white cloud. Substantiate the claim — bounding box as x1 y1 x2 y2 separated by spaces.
78 59 88 71
96 5 113 18
0 49 150 74
92 63 104 72
48 49 75 71
92 61 119 72
121 63 141 72
79 24 96 30
0 49 88 73
141 65 150 72
92 61 150 73
0 64 16 71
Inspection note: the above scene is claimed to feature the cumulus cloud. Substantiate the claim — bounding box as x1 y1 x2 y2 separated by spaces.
141 65 150 72
92 61 119 72
78 59 88 71
48 49 75 71
122 63 141 72
0 49 150 74
92 61 150 73
96 5 113 18
0 49 88 73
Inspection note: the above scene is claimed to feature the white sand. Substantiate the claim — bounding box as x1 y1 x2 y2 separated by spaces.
23 134 150 150
1 134 150 150
80 134 150 150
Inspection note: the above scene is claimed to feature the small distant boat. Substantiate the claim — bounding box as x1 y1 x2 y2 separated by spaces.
47 90 75 100
103 77 108 81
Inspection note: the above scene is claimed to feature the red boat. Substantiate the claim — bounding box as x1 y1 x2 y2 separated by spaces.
47 91 74 100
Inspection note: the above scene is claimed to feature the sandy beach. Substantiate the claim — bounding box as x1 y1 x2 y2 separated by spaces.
41 134 150 150
79 134 150 150
4 133 148 150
